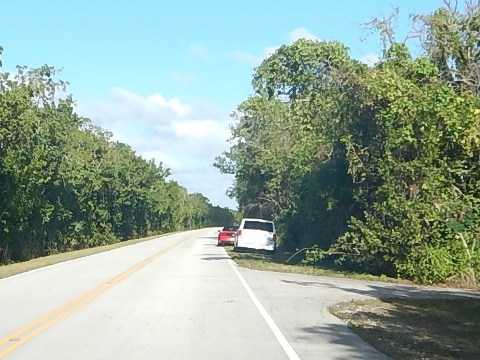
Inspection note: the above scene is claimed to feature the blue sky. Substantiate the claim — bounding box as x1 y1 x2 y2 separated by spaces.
1 0 446 208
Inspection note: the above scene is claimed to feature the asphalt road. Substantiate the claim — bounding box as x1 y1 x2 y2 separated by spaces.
1 228 478 360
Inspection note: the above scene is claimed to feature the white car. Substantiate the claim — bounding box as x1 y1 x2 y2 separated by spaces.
233 218 277 255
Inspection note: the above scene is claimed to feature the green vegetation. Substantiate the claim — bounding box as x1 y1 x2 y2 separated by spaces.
226 248 411 284
0 63 234 264
216 3 480 285
0 233 165 279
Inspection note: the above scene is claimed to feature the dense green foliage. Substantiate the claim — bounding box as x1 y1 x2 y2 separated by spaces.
216 3 480 285
0 64 233 263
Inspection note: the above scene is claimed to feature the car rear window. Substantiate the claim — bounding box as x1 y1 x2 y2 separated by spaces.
243 221 273 232
223 226 238 231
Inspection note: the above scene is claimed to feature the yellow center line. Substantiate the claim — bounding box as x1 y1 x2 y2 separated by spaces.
0 235 191 359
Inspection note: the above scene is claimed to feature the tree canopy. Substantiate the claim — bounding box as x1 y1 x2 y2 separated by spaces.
0 64 234 263
216 2 480 285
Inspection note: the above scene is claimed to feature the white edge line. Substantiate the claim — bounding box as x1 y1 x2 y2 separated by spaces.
227 258 301 360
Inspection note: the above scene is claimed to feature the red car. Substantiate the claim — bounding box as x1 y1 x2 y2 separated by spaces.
217 225 238 246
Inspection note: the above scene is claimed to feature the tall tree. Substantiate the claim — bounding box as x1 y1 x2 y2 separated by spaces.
217 4 480 285
0 62 222 262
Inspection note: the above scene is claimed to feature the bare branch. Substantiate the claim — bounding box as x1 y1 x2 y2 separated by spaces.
363 6 400 55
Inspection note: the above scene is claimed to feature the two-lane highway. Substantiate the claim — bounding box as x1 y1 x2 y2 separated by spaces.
9 228 466 359
0 229 296 360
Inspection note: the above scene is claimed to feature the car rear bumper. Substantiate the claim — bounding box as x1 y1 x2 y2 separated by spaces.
236 238 275 251
218 239 235 245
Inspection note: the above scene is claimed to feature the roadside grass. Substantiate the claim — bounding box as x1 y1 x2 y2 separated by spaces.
0 234 164 279
330 298 480 360
225 247 413 285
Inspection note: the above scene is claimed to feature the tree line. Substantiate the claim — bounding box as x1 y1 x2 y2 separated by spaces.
0 57 234 263
216 3 480 285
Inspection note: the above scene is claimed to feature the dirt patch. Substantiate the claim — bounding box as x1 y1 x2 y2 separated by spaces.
330 298 480 360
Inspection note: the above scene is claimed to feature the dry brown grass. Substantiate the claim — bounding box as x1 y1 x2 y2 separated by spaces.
331 298 480 360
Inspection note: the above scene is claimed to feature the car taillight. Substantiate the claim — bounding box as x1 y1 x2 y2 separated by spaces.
273 233 277 241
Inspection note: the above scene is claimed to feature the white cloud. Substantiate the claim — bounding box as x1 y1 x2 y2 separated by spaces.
148 93 191 116
140 149 181 168
263 46 279 58
229 50 261 65
189 44 211 61
172 119 230 141
171 72 199 85
288 27 320 42
75 88 236 208
229 47 279 67
360 53 380 66
231 28 320 66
